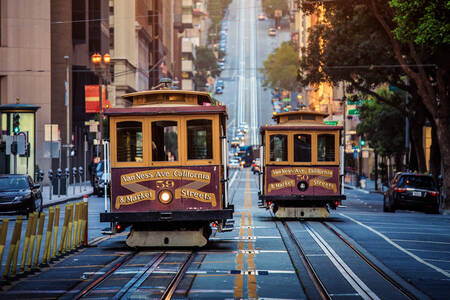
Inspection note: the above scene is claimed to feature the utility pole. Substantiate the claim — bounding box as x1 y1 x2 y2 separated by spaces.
65 55 71 193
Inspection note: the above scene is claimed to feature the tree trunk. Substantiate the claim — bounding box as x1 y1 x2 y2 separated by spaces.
430 124 441 183
435 117 450 210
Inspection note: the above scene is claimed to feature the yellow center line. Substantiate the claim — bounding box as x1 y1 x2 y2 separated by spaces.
247 212 257 299
234 213 246 298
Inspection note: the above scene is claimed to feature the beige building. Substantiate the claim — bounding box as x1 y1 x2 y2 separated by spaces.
0 0 52 175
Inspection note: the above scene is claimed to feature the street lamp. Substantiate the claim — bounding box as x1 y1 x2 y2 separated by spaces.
91 53 111 156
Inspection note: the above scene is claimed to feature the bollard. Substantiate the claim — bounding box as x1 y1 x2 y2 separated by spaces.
73 202 79 250
42 207 54 265
83 196 89 246
67 203 74 252
59 205 69 256
52 206 60 259
19 214 34 274
33 212 46 270
79 202 86 247
26 212 38 272
76 202 82 248
10 216 24 278
2 216 22 280
0 219 9 270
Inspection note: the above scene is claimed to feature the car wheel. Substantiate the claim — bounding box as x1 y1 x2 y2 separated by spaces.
383 196 395 212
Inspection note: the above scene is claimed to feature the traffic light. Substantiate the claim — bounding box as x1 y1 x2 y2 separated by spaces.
13 113 20 134
360 139 366 146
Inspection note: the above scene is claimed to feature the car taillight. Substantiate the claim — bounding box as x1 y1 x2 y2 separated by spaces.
394 188 406 193
429 191 439 196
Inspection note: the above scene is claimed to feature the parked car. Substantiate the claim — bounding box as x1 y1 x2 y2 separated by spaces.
269 28 276 36
216 79 224 89
0 174 43 214
93 160 111 196
258 14 266 20
384 172 440 213
215 86 223 94
229 159 241 169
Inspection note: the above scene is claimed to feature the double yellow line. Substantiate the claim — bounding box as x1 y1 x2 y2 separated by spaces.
234 170 257 298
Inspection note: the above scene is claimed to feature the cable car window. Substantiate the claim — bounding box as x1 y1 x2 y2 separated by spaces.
116 121 143 162
317 134 335 161
270 134 288 161
152 121 178 161
187 119 212 160
294 134 311 162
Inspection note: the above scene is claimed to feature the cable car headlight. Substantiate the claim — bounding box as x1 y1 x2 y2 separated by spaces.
158 190 173 204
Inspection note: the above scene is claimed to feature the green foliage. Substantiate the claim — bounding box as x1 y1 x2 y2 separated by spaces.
193 46 220 90
261 42 298 91
262 0 289 18
357 88 405 157
207 0 232 43
390 0 450 49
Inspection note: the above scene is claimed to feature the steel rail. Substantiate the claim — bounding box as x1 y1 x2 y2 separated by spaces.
113 252 167 299
161 252 195 300
322 222 419 300
281 221 331 300
304 222 379 300
74 251 138 299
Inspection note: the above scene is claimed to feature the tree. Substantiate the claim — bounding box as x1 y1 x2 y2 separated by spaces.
261 42 298 91
357 88 405 170
301 0 450 208
193 47 220 90
262 0 289 18
369 0 450 208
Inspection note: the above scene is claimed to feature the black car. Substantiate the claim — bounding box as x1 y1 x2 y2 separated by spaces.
384 173 440 213
0 174 43 214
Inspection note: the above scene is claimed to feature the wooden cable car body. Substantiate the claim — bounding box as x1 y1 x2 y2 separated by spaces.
100 90 233 247
258 111 346 218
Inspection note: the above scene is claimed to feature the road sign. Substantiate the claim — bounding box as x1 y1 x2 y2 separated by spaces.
324 121 339 126
348 109 360 115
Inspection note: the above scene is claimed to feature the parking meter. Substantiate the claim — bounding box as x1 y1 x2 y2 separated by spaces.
48 169 53 181
65 168 70 178
39 170 44 182
56 168 62 179
73 167 78 177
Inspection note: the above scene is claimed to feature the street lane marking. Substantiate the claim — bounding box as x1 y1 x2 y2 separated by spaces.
406 248 450 254
341 213 450 278
392 239 450 245
380 231 450 237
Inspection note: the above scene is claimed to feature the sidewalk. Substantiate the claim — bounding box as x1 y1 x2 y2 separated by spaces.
344 174 386 194
41 181 93 208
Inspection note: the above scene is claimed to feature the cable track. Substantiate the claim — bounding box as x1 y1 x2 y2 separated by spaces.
73 250 194 300
278 220 420 300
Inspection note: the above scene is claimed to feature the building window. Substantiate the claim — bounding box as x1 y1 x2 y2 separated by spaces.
187 119 212 160
109 27 114 49
294 134 311 162
270 134 288 162
152 121 178 161
116 121 143 162
317 134 335 162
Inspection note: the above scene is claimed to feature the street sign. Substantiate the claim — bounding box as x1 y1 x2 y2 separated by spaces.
89 124 98 132
348 109 360 115
324 121 339 126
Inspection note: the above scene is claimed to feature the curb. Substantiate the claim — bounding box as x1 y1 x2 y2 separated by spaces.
42 192 93 209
